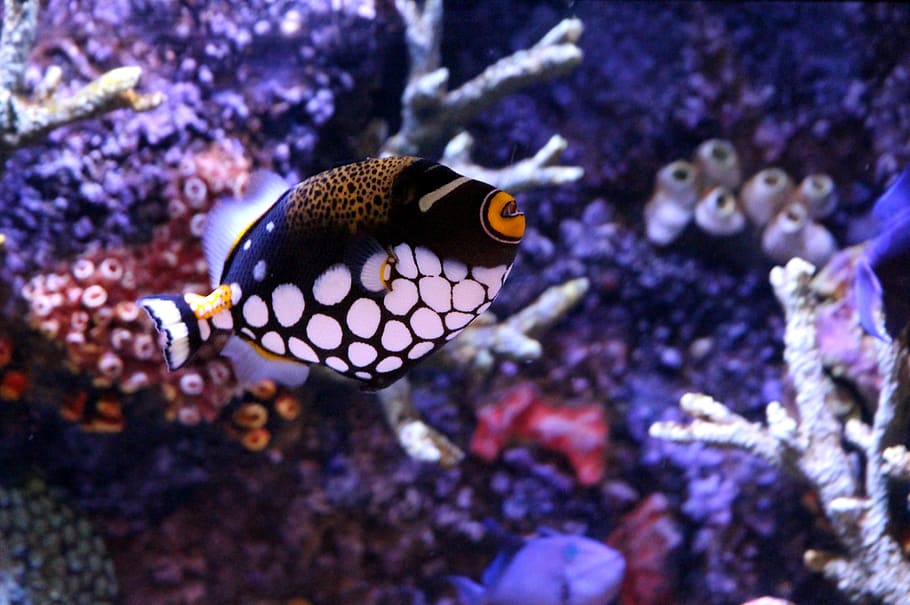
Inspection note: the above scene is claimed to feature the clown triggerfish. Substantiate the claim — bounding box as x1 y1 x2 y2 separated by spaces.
139 157 525 390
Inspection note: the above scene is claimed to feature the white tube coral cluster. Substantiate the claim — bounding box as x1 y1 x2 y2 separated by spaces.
644 139 838 266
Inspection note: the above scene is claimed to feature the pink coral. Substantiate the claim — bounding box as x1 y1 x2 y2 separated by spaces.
470 382 608 485
607 494 682 605
21 140 252 425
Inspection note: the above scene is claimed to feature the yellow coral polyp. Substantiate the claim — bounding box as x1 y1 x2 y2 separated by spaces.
274 394 302 421
97 351 124 380
98 257 124 282
249 379 277 400
644 160 699 246
761 202 836 267
233 402 269 429
241 427 271 451
797 174 836 219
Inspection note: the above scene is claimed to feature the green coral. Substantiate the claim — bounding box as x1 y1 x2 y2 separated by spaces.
0 473 117 605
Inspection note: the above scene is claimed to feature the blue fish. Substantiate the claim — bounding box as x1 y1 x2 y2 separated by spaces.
855 167 910 340
448 531 625 605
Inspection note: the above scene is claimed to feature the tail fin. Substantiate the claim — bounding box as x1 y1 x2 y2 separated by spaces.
138 294 212 370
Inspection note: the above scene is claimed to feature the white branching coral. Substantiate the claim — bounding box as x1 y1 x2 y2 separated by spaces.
0 0 163 160
650 258 910 605
441 131 583 194
442 277 590 373
381 0 584 192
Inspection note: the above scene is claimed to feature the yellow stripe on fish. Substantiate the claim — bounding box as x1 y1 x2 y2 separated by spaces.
138 157 524 390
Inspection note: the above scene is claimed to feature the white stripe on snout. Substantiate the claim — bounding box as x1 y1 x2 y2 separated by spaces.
418 176 470 212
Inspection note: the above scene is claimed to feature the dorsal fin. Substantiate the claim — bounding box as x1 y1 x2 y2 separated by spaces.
203 170 288 286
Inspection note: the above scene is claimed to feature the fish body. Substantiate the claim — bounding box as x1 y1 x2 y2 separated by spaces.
855 167 910 339
139 157 524 390
448 532 625 605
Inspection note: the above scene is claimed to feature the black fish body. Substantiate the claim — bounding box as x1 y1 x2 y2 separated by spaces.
139 157 525 390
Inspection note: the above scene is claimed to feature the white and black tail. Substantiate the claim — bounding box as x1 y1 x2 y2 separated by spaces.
138 294 213 370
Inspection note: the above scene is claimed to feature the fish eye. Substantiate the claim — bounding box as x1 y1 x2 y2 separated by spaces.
481 191 525 244
501 199 520 218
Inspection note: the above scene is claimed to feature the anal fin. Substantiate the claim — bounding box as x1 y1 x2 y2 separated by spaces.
221 336 310 387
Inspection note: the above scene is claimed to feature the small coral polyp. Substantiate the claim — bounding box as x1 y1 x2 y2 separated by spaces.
21 141 252 426
644 139 838 266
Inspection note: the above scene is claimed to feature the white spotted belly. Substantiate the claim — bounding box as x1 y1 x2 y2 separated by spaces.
232 243 511 386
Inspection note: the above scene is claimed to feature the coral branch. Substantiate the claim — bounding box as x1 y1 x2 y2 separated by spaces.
0 0 163 158
394 0 442 77
443 277 590 372
650 258 910 605
377 377 464 467
0 0 37 91
882 445 910 481
768 259 857 502
649 393 785 468
382 0 583 171
442 131 584 193
442 18 583 129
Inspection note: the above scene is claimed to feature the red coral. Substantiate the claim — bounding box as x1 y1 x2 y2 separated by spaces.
21 140 252 425
607 494 683 605
0 332 30 402
469 382 608 485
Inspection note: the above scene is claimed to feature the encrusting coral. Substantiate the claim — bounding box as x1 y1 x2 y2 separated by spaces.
644 139 838 266
0 472 118 604
20 141 304 451
650 257 910 605
21 142 249 423
0 0 162 162
469 381 608 486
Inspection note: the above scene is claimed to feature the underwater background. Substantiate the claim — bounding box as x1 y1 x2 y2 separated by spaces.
2 1 910 604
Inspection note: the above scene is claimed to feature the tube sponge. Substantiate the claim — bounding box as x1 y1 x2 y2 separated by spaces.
740 168 793 226
645 139 839 264
644 160 698 245
694 139 741 189
795 174 836 219
761 202 837 267
694 186 746 236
